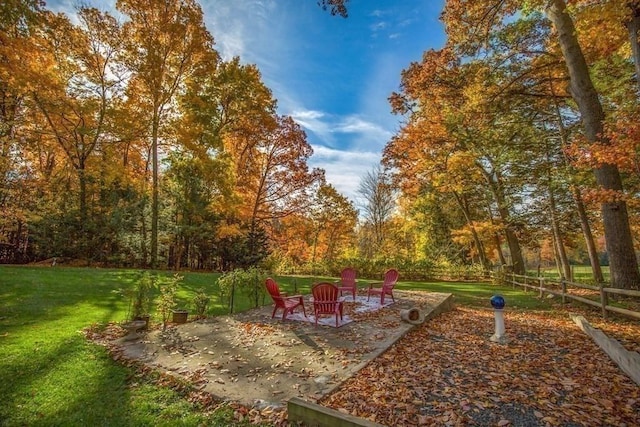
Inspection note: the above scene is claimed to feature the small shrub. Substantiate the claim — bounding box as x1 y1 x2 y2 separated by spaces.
124 271 154 321
156 274 182 330
217 267 267 313
192 288 210 318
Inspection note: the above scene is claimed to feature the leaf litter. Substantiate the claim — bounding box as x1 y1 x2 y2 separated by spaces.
320 306 640 426
84 296 640 426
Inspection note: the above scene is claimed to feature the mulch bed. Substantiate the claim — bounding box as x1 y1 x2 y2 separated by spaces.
319 306 640 426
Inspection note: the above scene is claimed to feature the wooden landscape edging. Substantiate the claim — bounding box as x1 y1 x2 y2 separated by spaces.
288 397 385 427
571 315 640 386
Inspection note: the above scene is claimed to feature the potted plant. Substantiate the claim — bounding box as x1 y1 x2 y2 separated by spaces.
124 272 154 329
171 308 189 324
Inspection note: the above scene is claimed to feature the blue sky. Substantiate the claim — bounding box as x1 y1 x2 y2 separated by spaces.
47 0 446 203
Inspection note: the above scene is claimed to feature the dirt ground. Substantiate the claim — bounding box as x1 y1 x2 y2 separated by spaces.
112 291 453 409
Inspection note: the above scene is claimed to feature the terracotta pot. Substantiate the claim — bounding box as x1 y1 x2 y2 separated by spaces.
172 309 188 324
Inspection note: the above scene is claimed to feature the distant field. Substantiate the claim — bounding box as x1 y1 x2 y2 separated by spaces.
527 265 610 283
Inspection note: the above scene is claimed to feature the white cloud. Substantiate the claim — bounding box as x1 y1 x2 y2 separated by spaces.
370 9 389 18
334 115 394 154
335 116 390 137
290 109 336 146
289 108 392 153
202 0 279 64
370 22 387 32
309 145 380 203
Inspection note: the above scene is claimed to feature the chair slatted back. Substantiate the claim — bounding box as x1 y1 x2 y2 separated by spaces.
383 269 399 289
340 268 356 286
312 282 339 313
265 278 282 301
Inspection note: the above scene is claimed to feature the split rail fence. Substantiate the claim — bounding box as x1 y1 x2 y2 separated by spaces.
494 272 640 321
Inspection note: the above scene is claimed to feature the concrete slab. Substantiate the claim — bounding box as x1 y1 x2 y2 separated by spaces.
113 290 453 408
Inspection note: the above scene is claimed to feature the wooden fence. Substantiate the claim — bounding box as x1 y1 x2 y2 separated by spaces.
494 272 640 321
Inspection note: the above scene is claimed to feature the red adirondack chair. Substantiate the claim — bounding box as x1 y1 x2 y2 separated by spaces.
335 267 357 301
311 282 344 327
265 278 306 320
367 268 399 305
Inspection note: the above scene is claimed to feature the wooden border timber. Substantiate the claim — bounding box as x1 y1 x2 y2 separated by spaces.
288 397 385 427
572 315 640 386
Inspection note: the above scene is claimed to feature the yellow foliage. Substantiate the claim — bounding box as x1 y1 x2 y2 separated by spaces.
216 223 243 240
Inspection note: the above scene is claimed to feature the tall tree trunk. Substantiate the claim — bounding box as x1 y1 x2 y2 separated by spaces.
494 233 506 266
550 75 604 283
500 207 526 275
78 164 91 265
544 131 572 280
549 190 572 280
453 191 490 270
551 232 563 278
546 0 640 289
626 4 640 90
480 168 526 274
139 146 151 267
572 188 604 282
151 109 159 269
487 203 507 266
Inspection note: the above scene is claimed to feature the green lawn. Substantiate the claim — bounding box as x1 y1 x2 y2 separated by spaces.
527 265 611 283
0 266 552 426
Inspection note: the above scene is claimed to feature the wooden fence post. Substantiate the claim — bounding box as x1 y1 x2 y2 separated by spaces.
600 283 608 319
230 277 235 314
539 276 544 298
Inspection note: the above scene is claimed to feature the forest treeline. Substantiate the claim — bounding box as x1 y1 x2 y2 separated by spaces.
1 0 358 273
2 1 640 288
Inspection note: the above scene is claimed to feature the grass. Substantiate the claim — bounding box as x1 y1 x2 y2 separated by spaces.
526 265 611 283
395 279 553 310
0 265 554 426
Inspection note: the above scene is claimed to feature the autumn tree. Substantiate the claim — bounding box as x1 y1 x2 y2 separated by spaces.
239 115 324 253
357 166 396 258
117 0 213 267
308 183 357 264
442 0 639 288
179 55 289 268
22 8 130 261
318 0 349 17
386 47 537 274
0 0 45 261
